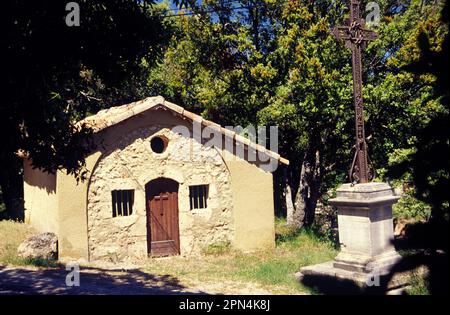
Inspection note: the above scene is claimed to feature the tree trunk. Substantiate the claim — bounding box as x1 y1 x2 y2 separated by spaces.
291 150 321 228
285 174 295 225
249 1 260 51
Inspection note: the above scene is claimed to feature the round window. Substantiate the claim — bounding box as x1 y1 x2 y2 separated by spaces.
150 136 168 154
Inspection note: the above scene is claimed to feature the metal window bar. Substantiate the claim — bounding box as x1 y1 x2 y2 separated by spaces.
189 185 208 210
123 190 129 216
112 189 135 217
193 186 199 209
128 190 134 215
117 190 122 216
198 185 204 209
112 191 117 217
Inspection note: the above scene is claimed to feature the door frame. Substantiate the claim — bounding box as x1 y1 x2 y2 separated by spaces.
145 177 180 256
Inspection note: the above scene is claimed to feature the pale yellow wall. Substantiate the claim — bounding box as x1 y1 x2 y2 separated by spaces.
223 151 276 252
23 158 58 233
56 152 101 261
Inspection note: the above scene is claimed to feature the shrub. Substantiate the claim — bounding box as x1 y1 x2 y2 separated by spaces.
393 191 431 221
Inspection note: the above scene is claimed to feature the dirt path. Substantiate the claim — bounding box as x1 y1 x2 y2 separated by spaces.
0 265 276 295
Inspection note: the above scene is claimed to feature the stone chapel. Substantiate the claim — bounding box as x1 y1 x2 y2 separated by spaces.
21 96 289 261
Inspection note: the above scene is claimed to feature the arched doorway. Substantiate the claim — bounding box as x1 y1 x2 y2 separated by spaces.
145 178 180 256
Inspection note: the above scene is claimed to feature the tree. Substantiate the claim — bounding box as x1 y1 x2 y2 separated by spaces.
260 0 448 227
151 0 447 228
386 0 449 250
1 0 170 220
148 0 275 127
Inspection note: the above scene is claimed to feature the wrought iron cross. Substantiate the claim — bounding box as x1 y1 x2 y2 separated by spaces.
332 0 377 184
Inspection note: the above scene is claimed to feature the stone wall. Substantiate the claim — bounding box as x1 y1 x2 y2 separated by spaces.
87 124 234 261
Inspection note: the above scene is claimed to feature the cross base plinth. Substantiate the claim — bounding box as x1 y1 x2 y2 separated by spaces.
297 182 410 294
333 250 402 274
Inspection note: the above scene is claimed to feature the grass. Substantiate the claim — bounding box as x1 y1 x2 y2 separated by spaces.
0 220 33 265
142 218 338 294
407 271 430 295
0 220 58 267
0 219 432 294
0 218 337 293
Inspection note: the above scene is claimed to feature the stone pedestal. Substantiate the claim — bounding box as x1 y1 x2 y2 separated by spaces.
298 182 409 293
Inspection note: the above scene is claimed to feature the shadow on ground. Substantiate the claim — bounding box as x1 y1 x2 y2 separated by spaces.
300 273 396 295
0 265 207 295
299 220 449 295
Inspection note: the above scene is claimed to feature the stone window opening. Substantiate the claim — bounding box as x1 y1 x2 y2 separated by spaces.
189 185 209 210
150 135 168 154
112 189 134 217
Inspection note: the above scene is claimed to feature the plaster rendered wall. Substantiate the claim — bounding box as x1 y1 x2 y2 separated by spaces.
23 158 58 234
86 120 234 261
222 151 276 252
57 152 101 261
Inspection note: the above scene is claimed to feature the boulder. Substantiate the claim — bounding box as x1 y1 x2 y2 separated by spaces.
17 232 58 260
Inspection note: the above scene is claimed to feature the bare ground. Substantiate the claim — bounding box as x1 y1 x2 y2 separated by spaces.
0 264 279 295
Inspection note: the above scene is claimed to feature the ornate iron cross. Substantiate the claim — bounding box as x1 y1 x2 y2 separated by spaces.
332 0 377 184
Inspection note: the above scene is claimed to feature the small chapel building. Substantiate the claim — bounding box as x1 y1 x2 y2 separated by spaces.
21 96 289 261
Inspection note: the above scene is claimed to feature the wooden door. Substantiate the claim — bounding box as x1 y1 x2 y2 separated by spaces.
145 178 180 256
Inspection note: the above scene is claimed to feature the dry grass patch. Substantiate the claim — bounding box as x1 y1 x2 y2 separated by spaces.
0 220 34 265
0 220 56 267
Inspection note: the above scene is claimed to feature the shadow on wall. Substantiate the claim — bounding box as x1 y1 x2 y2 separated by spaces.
0 265 207 295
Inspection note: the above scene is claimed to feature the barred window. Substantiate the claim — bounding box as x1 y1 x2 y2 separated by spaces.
112 189 134 217
189 185 209 210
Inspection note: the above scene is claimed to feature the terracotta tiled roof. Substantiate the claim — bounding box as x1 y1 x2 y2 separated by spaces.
79 96 289 165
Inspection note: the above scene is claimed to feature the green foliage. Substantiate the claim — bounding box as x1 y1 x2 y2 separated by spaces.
3 0 447 227
8 257 60 268
275 217 300 243
153 1 448 228
393 191 431 221
4 0 168 175
2 1 173 219
275 217 336 248
407 272 431 295
386 0 449 227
